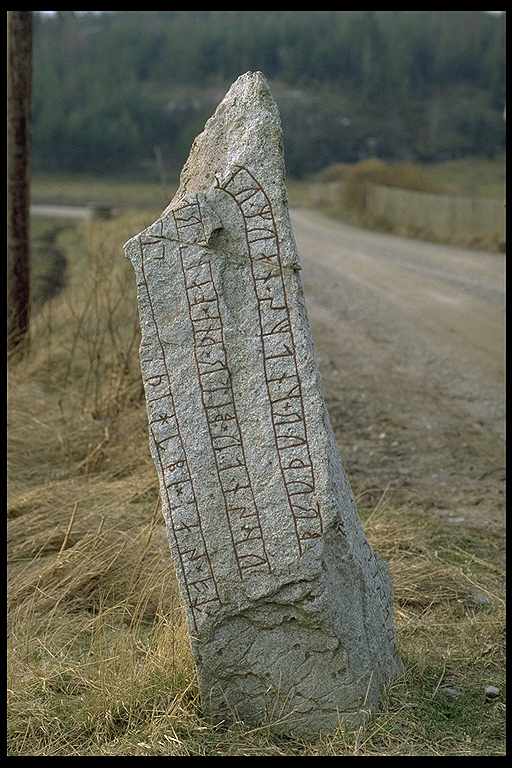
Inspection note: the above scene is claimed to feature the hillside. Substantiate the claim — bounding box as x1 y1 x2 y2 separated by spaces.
32 11 505 178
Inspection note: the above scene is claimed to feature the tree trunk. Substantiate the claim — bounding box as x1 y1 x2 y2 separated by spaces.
8 11 32 353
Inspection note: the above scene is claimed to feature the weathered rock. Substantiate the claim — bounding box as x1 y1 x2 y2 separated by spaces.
124 71 401 735
465 588 492 609
485 685 500 700
439 685 463 701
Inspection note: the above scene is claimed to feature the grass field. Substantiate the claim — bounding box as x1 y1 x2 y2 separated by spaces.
316 156 505 200
31 154 505 252
32 155 505 210
422 156 505 200
31 175 175 210
8 212 505 755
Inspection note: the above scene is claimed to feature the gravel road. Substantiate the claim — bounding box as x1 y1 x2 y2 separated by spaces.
292 208 505 532
30 203 505 531
31 204 92 219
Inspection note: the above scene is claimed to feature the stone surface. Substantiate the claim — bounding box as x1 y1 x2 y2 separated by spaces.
465 588 492 609
485 685 500 699
124 71 401 735
440 686 463 701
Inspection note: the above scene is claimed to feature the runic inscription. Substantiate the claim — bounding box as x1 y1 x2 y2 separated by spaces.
173 197 271 578
135 238 221 631
124 70 400 737
219 166 323 554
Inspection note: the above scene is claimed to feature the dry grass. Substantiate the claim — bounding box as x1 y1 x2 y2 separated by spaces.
317 158 442 194
7 212 505 756
301 157 505 252
315 156 505 199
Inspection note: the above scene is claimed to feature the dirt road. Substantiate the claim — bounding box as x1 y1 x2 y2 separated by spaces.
31 203 505 531
292 209 505 531
31 204 92 219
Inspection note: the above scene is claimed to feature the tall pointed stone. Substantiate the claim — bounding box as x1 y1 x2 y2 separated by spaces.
124 72 401 735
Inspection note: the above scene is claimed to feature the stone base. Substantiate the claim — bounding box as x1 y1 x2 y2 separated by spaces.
195 528 401 736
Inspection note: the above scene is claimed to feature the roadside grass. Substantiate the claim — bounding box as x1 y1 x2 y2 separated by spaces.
424 156 505 200
8 212 505 756
294 155 506 252
314 155 505 199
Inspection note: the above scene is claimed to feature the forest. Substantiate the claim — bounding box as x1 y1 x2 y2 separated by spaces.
32 11 505 178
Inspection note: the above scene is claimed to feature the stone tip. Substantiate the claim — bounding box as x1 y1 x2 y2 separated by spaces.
166 70 282 207
222 70 273 108
231 70 269 87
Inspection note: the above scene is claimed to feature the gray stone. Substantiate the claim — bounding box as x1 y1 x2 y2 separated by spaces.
124 71 401 736
485 685 500 699
465 589 492 609
440 686 463 701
